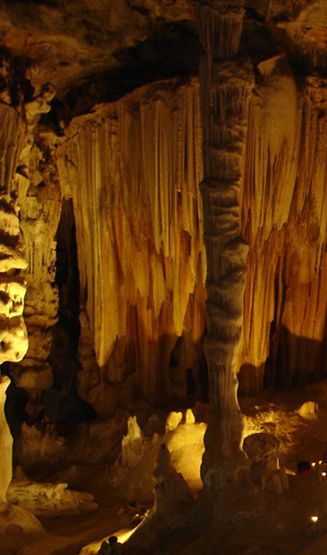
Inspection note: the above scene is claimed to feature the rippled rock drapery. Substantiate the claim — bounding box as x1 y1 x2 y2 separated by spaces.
197 1 254 489
58 78 206 414
238 63 327 393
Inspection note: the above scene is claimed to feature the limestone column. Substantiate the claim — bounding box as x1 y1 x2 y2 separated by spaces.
197 1 254 489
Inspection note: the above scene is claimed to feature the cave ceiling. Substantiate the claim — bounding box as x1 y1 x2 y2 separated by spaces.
0 0 326 119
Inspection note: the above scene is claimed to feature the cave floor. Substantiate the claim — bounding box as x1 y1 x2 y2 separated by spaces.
12 380 327 555
27 474 327 555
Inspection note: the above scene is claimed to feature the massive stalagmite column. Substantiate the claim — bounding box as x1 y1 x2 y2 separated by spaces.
197 1 254 489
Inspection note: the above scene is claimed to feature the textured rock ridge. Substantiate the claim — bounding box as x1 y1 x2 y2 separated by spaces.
1 74 62 395
13 137 61 392
0 104 28 367
198 0 254 489
0 62 28 512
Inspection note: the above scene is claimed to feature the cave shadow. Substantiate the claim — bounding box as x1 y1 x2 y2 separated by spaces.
238 325 327 397
4 199 96 441
95 323 208 417
44 19 202 129
43 198 96 435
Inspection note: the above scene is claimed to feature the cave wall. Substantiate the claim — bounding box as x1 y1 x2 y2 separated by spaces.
6 64 326 418
57 78 207 415
1 8 325 418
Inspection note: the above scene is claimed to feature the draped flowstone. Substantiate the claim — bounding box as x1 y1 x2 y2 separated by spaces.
58 78 206 413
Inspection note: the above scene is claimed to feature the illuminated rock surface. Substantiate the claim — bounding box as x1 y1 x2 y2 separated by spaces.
57 78 206 413
2 0 326 414
0 0 325 554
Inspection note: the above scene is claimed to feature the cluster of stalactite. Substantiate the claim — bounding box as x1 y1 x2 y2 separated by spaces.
58 78 206 414
238 64 327 393
197 1 254 489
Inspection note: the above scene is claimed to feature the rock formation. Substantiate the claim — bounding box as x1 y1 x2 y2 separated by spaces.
0 0 325 426
0 0 325 551
0 61 29 510
198 1 254 490
57 78 206 414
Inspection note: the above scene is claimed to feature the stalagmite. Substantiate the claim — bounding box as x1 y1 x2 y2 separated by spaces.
152 443 193 516
165 411 183 432
121 416 145 469
197 1 254 489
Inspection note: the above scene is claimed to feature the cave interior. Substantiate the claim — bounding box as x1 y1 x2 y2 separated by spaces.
0 0 327 554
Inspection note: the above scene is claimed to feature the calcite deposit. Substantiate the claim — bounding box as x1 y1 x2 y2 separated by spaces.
0 0 325 553
57 78 206 413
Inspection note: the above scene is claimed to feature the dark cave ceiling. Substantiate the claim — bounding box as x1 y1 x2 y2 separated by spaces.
0 0 326 118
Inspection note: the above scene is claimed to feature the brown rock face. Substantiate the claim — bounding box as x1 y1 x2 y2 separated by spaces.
0 0 195 95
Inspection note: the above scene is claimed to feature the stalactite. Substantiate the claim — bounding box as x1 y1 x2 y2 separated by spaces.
198 1 254 490
241 55 300 243
58 78 206 412
0 105 25 196
238 66 327 393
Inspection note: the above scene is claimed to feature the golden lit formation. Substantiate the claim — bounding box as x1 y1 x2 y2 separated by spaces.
0 1 326 554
